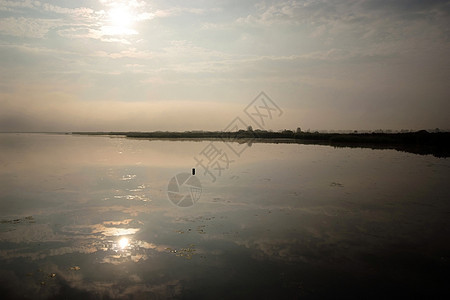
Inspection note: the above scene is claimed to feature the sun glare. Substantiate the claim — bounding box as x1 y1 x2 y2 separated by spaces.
100 0 154 37
109 7 133 28
104 5 137 35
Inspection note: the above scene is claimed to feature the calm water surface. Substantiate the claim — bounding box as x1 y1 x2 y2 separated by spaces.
0 133 449 299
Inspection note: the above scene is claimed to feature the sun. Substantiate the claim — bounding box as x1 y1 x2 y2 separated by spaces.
103 5 137 35
109 6 134 29
100 1 154 37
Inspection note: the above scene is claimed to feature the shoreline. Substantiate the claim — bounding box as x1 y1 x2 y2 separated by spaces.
71 130 450 158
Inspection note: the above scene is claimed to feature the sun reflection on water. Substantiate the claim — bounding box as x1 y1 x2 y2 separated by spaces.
118 237 129 249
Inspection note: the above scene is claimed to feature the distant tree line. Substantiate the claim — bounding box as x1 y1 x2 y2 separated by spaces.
72 129 449 146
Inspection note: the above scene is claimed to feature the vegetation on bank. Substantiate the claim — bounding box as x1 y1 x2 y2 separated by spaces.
72 130 450 157
72 129 449 145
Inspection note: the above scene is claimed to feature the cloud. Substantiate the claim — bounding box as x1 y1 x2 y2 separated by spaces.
0 16 61 37
233 0 449 49
0 86 244 131
0 0 156 43
0 0 40 11
0 0 449 131
154 6 221 18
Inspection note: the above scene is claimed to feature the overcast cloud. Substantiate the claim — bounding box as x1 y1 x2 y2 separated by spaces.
0 0 449 132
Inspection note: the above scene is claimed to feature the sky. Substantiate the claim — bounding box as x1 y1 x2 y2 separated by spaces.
0 0 449 132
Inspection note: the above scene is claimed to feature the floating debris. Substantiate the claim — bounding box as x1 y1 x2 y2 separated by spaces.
196 225 206 234
166 244 197 259
176 247 196 259
121 174 136 181
70 266 81 271
330 182 344 187
0 216 35 224
49 273 56 278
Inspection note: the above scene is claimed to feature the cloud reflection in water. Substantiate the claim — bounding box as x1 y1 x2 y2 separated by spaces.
0 134 449 299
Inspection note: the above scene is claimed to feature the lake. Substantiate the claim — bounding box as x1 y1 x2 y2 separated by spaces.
0 133 449 299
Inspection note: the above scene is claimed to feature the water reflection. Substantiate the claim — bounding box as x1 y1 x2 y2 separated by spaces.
0 133 449 299
118 237 129 249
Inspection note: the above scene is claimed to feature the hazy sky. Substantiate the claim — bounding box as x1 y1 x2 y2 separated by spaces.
0 0 449 132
